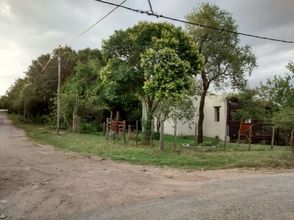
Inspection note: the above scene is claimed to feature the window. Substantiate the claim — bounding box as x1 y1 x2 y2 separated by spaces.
214 106 220 122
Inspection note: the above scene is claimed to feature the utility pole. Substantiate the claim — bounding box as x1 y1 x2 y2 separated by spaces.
57 47 61 134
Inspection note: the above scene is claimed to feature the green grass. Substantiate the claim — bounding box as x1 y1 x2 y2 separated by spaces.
9 114 294 170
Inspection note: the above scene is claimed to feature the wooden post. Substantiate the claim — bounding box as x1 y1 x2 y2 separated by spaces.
128 125 131 139
223 125 229 151
135 120 139 146
116 111 119 121
123 120 126 144
56 51 61 135
237 130 240 145
151 119 154 147
271 126 275 150
102 122 106 136
248 125 252 151
173 118 177 149
290 128 294 153
106 118 110 140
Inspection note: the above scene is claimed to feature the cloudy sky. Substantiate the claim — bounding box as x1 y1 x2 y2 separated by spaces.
0 0 293 96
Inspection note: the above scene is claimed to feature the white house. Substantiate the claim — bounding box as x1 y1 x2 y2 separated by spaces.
164 93 228 140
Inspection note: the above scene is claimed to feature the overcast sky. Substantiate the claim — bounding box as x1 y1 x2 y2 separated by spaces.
0 0 293 96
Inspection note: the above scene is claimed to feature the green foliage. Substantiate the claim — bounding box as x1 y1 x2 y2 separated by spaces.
61 56 108 126
273 107 294 129
102 21 201 144
0 95 8 109
141 47 192 100
80 121 102 134
186 3 256 89
5 46 77 120
233 89 267 121
258 63 294 111
185 3 256 143
11 116 294 170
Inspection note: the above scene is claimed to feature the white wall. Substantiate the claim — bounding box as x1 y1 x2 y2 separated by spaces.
163 94 228 140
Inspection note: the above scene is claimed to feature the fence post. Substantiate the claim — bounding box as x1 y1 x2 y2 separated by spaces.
135 120 139 146
102 122 106 136
290 128 294 153
151 119 154 147
123 120 126 144
223 125 229 151
106 118 109 139
271 126 275 150
128 125 131 140
248 125 252 151
173 118 177 149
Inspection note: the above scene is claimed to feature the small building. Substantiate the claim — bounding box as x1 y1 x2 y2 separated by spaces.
164 93 228 140
163 94 285 145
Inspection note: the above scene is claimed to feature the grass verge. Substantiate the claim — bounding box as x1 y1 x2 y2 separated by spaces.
9 114 294 170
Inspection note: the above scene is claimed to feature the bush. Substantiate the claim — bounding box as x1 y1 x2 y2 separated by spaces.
153 132 160 140
80 121 103 134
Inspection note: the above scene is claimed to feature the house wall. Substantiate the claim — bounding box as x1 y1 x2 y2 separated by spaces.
163 94 228 140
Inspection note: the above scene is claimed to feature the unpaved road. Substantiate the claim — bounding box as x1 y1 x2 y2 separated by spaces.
0 112 294 220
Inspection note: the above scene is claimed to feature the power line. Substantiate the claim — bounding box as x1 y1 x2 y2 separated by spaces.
94 0 294 44
68 0 127 44
40 0 127 74
40 55 53 73
147 0 154 14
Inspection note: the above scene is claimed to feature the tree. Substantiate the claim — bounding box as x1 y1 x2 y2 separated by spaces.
258 61 294 113
141 47 194 149
0 95 8 109
61 58 107 128
233 88 267 122
19 46 77 120
168 97 195 148
186 3 256 143
273 107 294 152
101 21 201 144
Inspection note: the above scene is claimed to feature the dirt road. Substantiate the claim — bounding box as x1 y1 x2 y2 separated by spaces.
0 112 294 220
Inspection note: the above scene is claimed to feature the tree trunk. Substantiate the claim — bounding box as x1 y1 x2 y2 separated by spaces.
160 116 164 150
197 89 208 144
144 111 152 145
143 98 155 145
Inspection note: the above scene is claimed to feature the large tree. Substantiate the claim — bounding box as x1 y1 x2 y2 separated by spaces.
141 47 194 149
186 3 256 143
258 61 294 112
101 21 201 144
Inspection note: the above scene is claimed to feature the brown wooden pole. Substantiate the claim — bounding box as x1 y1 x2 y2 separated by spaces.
271 126 275 150
223 125 229 151
102 122 106 136
290 128 294 153
128 125 131 139
248 125 252 151
173 118 177 149
106 118 109 140
135 120 139 146
123 120 126 144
